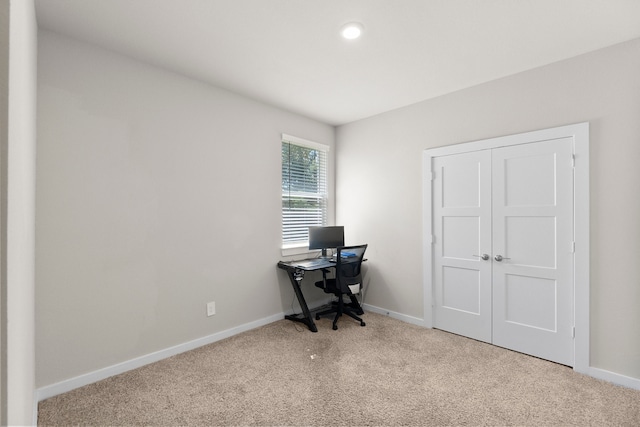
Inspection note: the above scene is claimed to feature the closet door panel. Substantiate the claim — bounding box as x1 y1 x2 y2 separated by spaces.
491 138 575 366
432 151 492 343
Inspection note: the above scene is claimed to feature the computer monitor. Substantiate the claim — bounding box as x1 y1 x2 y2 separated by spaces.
308 226 344 258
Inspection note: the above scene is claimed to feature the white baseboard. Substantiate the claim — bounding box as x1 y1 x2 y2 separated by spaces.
362 303 640 391
586 366 640 391
36 312 284 402
35 304 640 407
36 301 335 403
362 303 425 327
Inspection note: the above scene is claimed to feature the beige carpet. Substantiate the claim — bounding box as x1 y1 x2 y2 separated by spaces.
38 311 640 426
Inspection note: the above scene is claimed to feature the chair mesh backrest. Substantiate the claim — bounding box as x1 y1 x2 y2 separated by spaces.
335 244 368 294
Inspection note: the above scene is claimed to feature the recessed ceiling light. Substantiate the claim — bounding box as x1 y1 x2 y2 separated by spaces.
341 22 364 40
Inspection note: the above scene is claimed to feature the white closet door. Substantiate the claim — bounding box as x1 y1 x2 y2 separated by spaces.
431 137 575 366
491 138 575 366
432 150 492 343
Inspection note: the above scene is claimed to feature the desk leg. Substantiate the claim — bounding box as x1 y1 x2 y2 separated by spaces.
284 270 318 332
348 295 364 315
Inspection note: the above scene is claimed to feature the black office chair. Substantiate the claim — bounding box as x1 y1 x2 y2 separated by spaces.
314 244 368 330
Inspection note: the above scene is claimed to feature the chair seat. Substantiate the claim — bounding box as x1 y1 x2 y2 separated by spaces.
315 278 340 294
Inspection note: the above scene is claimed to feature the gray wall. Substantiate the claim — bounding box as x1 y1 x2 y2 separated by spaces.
36 25 640 390
36 31 334 387
336 38 640 380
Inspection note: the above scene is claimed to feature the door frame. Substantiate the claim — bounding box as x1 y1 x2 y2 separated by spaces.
423 122 589 374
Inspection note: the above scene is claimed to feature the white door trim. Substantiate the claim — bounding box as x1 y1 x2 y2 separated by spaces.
423 122 590 374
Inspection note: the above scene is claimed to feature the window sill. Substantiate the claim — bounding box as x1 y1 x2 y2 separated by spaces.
281 244 320 258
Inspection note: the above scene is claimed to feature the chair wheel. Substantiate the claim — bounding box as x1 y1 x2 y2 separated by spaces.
333 325 338 330
315 314 320 320
360 321 366 327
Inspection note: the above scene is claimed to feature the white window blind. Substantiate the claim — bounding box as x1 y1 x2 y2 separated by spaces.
281 135 329 247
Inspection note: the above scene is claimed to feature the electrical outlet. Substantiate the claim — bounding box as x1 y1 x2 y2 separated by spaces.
207 301 216 317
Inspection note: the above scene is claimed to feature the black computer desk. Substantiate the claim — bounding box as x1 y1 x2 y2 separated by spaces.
277 258 365 332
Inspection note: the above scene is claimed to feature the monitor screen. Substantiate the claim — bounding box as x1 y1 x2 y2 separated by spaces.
308 226 344 257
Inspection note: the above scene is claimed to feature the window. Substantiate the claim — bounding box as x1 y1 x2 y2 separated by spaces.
281 134 329 248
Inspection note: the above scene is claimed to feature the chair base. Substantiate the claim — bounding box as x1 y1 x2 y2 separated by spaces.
315 297 365 330
327 295 364 315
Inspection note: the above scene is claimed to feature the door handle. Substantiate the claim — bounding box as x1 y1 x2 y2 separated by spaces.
473 254 490 261
494 255 511 262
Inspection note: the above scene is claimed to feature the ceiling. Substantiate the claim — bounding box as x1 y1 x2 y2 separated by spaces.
35 0 640 126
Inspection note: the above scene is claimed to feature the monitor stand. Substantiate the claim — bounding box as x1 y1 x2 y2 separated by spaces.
320 248 330 259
